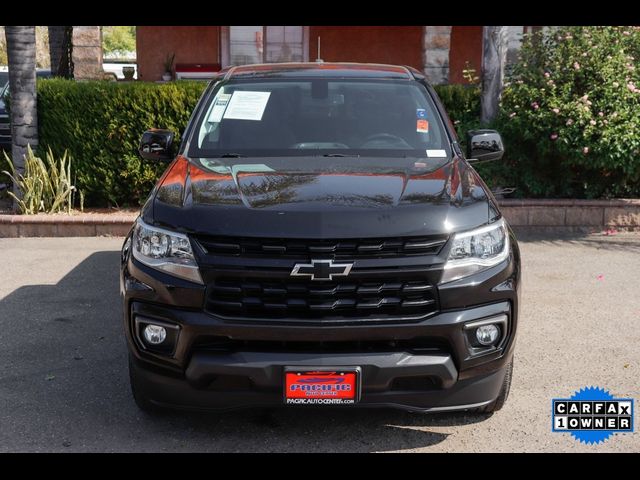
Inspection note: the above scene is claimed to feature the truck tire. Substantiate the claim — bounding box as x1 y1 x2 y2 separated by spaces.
478 358 513 414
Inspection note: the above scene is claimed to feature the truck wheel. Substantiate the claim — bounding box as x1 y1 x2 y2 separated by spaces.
129 355 164 414
478 358 513 414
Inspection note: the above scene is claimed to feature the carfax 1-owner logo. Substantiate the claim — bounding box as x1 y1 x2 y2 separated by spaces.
552 386 634 444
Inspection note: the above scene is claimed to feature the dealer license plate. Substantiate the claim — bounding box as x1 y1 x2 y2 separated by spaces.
284 368 361 405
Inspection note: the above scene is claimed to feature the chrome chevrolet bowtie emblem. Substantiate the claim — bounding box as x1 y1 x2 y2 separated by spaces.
290 260 353 281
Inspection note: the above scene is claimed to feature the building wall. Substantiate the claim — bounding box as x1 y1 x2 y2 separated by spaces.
308 26 423 69
448 26 483 84
134 26 526 85
136 26 220 81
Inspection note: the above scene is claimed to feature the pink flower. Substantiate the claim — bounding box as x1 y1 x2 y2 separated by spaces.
589 120 597 126
531 101 539 110
509 112 517 118
583 147 589 154
566 119 574 126
623 31 630 36
627 81 637 92
552 108 560 114
544 72 550 78
550 133 559 141
598 111 604 117
573 62 581 70
580 94 589 102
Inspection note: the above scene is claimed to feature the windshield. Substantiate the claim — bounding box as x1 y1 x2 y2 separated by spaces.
189 79 451 159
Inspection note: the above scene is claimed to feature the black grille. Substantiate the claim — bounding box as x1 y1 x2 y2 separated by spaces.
205 277 438 321
195 235 447 259
194 336 448 354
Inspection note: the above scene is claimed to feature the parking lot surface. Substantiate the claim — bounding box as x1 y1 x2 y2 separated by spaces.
0 234 638 452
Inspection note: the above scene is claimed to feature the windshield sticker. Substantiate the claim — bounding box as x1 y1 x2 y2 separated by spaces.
426 149 447 158
208 93 231 123
223 91 271 121
416 108 427 119
417 119 429 133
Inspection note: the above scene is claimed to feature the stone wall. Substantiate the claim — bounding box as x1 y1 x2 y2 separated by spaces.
423 26 452 85
500 199 640 233
2 200 640 237
72 26 103 80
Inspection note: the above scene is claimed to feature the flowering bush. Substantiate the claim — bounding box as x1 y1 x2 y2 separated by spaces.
498 26 640 198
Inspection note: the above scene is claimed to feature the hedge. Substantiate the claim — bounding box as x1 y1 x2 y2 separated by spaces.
434 83 481 136
35 59 640 206
37 79 207 206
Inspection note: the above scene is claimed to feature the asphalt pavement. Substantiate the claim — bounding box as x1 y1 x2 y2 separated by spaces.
0 233 638 452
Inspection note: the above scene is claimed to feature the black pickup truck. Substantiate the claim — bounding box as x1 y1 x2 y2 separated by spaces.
121 62 520 414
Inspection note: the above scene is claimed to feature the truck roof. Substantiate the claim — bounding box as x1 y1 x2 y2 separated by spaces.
222 62 418 80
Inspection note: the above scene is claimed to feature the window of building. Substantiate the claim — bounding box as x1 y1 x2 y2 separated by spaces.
223 26 308 67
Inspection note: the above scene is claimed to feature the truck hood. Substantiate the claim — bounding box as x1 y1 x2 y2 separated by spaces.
145 155 497 238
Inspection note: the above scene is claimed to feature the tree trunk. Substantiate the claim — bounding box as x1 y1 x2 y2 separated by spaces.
481 26 509 124
5 26 38 207
48 26 74 78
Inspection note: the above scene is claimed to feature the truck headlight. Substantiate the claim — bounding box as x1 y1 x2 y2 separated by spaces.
132 218 203 284
441 218 509 283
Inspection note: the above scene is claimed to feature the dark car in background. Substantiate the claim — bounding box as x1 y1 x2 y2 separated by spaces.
0 70 9 151
0 69 51 152
121 62 520 414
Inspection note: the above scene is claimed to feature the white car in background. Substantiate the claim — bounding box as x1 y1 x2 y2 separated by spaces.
103 61 138 80
0 66 8 89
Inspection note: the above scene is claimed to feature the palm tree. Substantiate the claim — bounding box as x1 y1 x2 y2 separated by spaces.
48 26 74 78
480 26 509 124
5 26 38 206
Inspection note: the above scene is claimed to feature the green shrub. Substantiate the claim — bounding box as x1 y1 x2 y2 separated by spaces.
2 146 80 214
434 84 481 124
433 84 516 190
499 26 640 198
37 79 207 206
434 84 482 142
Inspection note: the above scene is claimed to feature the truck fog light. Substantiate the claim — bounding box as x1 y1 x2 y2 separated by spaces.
476 324 500 346
143 324 167 345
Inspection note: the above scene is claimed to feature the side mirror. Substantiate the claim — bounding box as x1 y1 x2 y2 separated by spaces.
466 129 504 163
139 129 176 162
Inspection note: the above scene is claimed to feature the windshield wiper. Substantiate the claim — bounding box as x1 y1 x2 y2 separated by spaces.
322 153 360 158
217 153 245 158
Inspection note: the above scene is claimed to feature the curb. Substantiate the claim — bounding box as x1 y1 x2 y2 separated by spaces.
0 213 136 237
